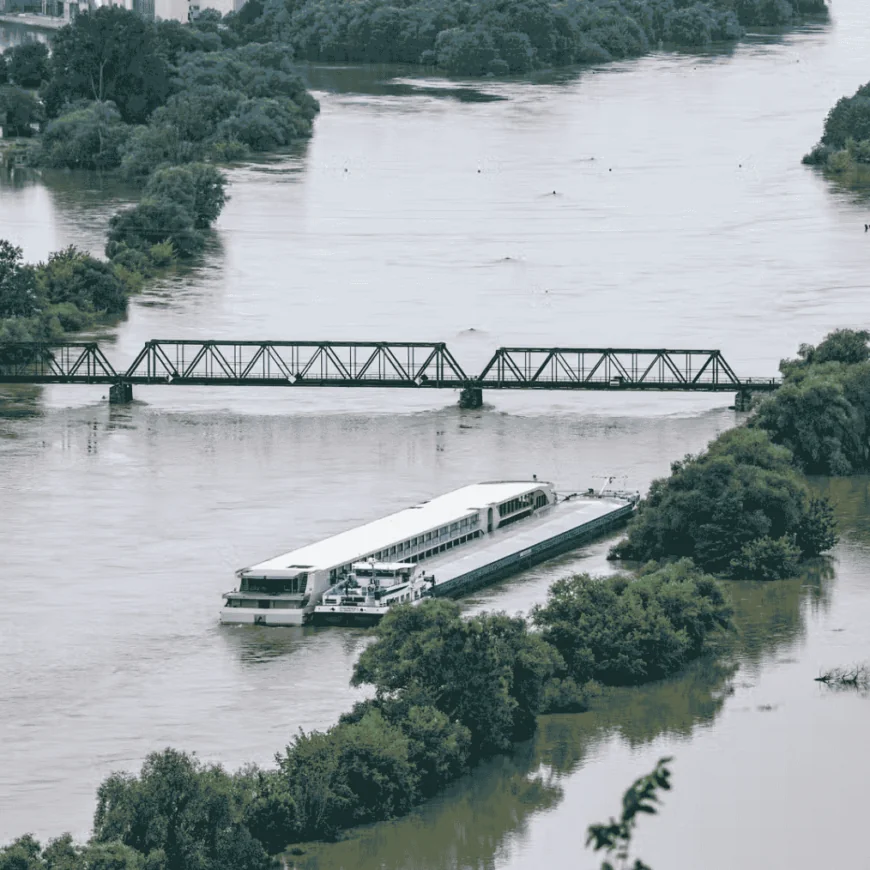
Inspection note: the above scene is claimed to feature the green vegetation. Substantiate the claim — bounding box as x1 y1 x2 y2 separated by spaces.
803 81 870 186
0 241 136 343
752 329 870 474
226 0 827 77
0 577 730 862
587 757 672 870
533 560 732 686
610 427 837 579
0 8 320 345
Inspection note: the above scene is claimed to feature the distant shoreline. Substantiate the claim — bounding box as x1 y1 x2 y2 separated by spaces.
0 13 64 30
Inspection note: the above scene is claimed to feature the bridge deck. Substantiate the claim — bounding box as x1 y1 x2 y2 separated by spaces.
0 341 780 394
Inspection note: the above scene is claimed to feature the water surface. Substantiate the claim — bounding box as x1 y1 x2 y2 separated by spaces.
2 4 870 867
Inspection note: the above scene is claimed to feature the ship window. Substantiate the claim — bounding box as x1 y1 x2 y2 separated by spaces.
450 523 459 533
390 546 397 556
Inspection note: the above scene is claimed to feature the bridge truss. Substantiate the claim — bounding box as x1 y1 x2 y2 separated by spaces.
0 342 118 383
122 340 469 388
0 340 779 404
477 347 776 392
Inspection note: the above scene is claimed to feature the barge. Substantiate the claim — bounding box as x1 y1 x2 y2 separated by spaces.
221 480 557 626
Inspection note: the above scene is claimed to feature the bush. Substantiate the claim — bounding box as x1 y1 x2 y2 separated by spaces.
0 85 44 137
532 560 732 686
352 600 562 757
753 330 870 474
144 164 228 229
730 535 801 580
107 199 204 261
610 428 836 572
35 247 128 316
36 101 131 170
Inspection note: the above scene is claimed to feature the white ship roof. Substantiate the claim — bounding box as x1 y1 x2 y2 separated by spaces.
243 481 550 576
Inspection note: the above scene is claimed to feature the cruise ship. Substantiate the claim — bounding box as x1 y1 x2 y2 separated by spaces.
220 480 557 626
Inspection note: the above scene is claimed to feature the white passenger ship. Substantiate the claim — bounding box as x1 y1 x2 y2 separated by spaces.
220 480 555 626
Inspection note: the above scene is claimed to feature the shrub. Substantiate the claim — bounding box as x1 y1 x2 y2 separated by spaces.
532 560 732 686
144 164 228 229
36 101 131 170
107 199 204 261
730 535 801 580
610 428 835 572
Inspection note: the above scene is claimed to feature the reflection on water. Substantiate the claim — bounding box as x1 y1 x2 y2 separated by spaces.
291 544 840 870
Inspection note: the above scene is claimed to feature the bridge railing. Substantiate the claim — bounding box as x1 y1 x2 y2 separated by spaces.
0 342 118 383
476 347 776 391
122 340 470 387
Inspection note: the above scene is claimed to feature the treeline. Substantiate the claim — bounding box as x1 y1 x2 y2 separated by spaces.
0 240 134 343
0 566 731 867
225 0 828 77
0 9 319 344
803 81 870 181
610 330 865 581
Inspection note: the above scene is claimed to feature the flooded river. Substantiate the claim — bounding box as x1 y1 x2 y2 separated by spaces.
2 0 870 866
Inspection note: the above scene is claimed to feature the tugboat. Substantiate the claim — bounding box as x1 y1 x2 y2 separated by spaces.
312 561 435 626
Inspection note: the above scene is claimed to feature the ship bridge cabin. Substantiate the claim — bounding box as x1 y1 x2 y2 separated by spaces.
221 480 555 626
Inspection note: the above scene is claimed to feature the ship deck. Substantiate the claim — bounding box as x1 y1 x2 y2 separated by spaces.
423 496 629 592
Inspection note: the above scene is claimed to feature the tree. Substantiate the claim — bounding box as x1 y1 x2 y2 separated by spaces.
532 561 732 686
107 198 204 261
0 240 41 319
43 8 171 124
0 53 8 86
144 164 228 229
37 101 131 170
587 757 672 870
352 600 560 757
610 427 837 572
6 41 50 88
93 749 272 870
36 247 129 315
0 85 45 137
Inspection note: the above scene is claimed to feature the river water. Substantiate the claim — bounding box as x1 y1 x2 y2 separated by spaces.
2 1 870 866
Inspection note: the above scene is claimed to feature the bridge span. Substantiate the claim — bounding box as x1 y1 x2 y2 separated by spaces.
0 340 780 408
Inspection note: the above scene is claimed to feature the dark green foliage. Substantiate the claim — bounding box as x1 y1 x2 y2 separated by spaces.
37 247 129 315
586 757 672 870
0 240 40 319
730 535 800 580
0 835 43 870
0 53 7 86
118 123 200 181
533 561 732 686
144 164 228 229
92 749 272 870
793 328 870 367
0 85 44 137
352 600 561 756
6 41 49 88
753 330 870 474
43 8 171 124
224 0 821 77
36 102 131 170
610 428 836 571
107 199 205 261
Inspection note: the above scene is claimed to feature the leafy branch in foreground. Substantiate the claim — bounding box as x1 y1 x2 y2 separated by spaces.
587 757 673 870
814 664 870 691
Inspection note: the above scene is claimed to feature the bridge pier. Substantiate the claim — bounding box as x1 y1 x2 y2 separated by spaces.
734 389 753 412
109 382 133 404
459 386 483 409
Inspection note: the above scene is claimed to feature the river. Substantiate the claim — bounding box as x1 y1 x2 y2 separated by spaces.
1 1 870 866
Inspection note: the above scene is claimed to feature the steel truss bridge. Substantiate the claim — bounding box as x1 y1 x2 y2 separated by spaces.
0 340 780 407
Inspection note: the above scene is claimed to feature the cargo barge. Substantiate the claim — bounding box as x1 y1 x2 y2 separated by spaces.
221 480 559 626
